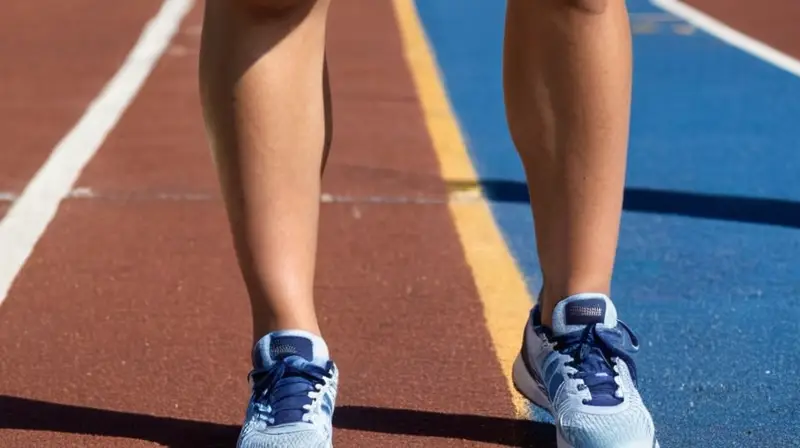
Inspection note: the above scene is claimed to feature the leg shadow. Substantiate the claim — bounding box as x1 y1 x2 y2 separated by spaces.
1 395 554 447
0 394 239 447
446 179 800 229
334 405 555 447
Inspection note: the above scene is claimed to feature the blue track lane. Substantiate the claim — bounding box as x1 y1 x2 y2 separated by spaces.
415 1 800 446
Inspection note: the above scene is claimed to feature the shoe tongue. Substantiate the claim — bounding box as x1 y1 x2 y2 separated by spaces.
551 293 617 337
252 330 330 369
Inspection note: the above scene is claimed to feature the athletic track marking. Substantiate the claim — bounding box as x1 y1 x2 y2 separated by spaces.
652 0 800 78
0 0 194 306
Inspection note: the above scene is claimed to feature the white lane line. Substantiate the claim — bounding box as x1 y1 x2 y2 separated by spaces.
1 190 486 205
0 0 195 306
652 0 800 78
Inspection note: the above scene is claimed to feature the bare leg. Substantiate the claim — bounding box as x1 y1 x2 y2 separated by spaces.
503 0 632 326
199 0 332 340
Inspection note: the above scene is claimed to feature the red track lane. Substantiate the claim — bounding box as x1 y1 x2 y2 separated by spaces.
0 1 530 447
0 0 162 194
685 0 800 59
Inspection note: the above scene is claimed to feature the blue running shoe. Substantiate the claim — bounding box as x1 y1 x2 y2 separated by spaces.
237 330 338 448
512 294 659 448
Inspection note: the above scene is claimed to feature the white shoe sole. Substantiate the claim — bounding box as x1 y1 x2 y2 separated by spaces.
511 353 554 412
512 354 660 448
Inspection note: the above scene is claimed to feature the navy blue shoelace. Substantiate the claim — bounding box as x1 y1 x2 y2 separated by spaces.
250 357 333 425
552 321 640 406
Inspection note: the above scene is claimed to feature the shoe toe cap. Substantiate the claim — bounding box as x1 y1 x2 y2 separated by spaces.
558 404 655 448
237 425 331 448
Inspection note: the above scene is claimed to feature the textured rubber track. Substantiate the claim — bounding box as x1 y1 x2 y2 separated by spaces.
686 0 800 59
0 0 163 193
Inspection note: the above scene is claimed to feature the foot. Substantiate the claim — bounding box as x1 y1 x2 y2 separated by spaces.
237 330 338 448
512 294 658 448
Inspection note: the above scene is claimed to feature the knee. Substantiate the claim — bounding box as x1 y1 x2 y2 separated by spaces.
234 0 328 17
562 0 612 15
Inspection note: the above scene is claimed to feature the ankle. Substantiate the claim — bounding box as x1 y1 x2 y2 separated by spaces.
538 282 611 327
252 315 321 343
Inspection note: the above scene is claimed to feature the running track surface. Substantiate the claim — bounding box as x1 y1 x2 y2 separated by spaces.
0 1 798 447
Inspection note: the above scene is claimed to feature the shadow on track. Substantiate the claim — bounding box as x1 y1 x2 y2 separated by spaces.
447 179 800 229
0 395 555 447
